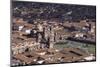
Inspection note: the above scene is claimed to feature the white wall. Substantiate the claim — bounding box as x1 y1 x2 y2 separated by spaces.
0 0 99 67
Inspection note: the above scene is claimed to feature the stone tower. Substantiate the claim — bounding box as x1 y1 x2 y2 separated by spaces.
49 26 55 48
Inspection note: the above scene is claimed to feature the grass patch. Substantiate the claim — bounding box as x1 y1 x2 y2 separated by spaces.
54 40 96 54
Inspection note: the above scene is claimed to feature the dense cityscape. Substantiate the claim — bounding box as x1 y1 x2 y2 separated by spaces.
11 1 96 66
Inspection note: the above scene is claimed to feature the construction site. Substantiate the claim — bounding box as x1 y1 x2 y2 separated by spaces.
11 1 96 66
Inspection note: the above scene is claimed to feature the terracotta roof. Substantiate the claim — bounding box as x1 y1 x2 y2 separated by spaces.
14 54 33 64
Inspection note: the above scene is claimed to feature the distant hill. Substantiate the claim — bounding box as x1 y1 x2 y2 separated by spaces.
12 1 96 21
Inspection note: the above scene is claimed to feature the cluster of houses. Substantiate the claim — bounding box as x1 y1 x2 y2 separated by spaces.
11 17 96 66
12 18 65 55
